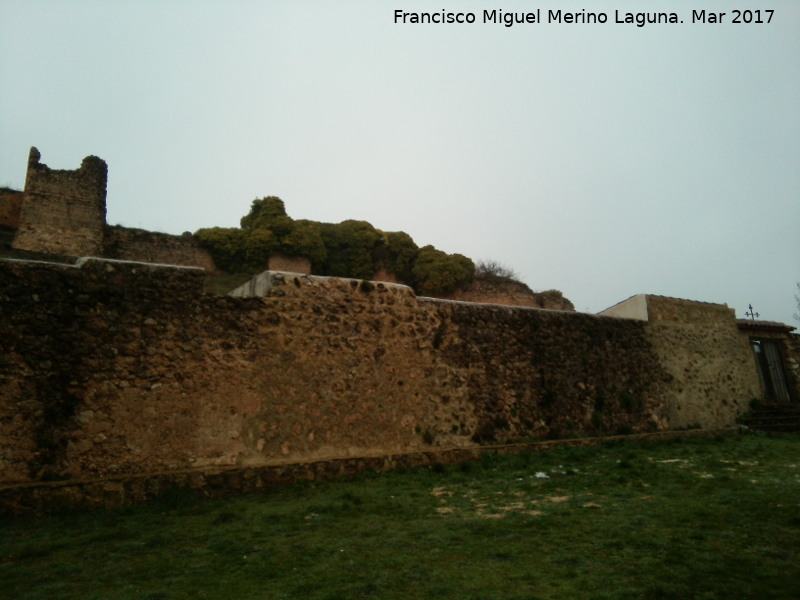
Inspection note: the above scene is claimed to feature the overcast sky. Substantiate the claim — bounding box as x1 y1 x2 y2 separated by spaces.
1 1 798 323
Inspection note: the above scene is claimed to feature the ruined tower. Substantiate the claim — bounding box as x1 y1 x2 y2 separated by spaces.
12 147 108 256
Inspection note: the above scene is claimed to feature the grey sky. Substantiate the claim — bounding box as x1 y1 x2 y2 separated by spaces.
2 1 798 323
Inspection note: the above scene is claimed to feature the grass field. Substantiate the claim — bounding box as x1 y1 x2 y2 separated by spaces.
1 432 798 600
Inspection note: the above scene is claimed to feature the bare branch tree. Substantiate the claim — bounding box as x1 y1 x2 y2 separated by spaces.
475 259 520 281
794 281 800 323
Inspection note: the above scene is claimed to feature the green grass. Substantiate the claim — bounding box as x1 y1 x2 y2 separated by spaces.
1 432 798 599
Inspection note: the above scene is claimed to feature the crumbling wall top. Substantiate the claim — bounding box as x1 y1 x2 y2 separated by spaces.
25 146 108 188
13 147 109 257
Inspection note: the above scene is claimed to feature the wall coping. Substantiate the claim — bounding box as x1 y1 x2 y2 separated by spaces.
228 270 416 297
1 256 205 273
74 256 206 273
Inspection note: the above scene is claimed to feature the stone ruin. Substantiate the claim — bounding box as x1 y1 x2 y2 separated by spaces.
13 147 108 257
6 147 215 270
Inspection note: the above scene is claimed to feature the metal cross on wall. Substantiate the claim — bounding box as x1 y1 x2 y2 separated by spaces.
745 304 760 320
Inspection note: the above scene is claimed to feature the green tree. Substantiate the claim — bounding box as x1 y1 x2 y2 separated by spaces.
244 228 278 271
319 220 382 279
281 219 327 270
381 231 419 284
411 245 475 296
475 259 520 282
240 196 289 232
199 197 482 293
194 227 248 273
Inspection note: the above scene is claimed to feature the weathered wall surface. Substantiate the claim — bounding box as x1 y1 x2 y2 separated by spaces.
12 148 108 257
0 260 769 497
7 148 218 271
737 322 800 403
267 253 311 274
1 261 461 484
445 278 575 311
646 295 736 324
787 334 800 399
643 296 762 428
431 299 670 440
104 225 218 272
0 189 23 231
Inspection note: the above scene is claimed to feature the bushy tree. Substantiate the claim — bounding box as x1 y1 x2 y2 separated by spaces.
475 259 520 281
244 228 278 271
194 227 248 272
381 231 419 283
411 245 475 296
236 196 326 269
282 219 327 270
318 220 382 279
198 198 484 297
240 196 289 232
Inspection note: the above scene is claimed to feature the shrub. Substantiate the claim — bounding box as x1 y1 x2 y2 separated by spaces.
200 198 482 297
411 245 475 296
243 228 278 272
380 231 419 283
194 227 249 273
318 220 382 279
240 196 289 232
282 219 326 269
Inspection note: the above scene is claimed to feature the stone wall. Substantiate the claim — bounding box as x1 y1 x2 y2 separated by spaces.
0 189 23 231
646 295 736 324
737 321 800 403
6 148 219 271
104 225 218 272
646 317 761 429
789 334 800 399
12 148 108 257
601 295 763 428
0 259 786 512
446 277 575 310
267 253 311 274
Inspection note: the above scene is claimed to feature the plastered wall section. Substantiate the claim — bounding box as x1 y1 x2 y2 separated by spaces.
599 294 649 320
0 261 758 487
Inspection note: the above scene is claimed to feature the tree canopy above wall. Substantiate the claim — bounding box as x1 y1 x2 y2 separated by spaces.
194 196 476 296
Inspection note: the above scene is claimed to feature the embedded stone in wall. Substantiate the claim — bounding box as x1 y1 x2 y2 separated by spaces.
12 147 108 257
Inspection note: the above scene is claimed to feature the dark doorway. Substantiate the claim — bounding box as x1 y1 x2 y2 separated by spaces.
751 339 791 403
